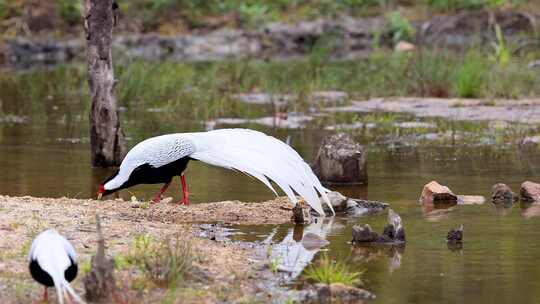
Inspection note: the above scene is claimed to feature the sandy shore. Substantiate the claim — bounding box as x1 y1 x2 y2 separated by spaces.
0 195 296 303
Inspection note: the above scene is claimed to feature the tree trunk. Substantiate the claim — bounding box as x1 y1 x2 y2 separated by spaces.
83 0 126 167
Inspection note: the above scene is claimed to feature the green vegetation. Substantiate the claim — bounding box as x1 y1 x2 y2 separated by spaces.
0 0 536 37
304 254 363 286
454 52 487 98
428 0 524 11
1 48 538 124
124 234 196 287
385 11 416 44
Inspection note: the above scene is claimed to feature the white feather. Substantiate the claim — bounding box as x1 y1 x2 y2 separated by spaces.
104 128 333 216
184 129 332 215
29 229 85 304
104 135 195 190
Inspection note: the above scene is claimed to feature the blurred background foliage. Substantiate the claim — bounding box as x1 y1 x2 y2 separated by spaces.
0 0 536 38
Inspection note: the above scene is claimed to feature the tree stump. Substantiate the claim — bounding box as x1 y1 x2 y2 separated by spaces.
312 133 367 185
84 0 126 167
83 215 118 302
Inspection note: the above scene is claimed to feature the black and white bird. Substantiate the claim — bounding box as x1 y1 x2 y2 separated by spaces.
97 128 333 216
29 229 84 304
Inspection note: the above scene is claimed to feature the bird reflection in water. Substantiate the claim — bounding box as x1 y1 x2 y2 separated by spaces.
265 218 337 279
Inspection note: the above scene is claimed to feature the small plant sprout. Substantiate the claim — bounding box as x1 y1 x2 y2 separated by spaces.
127 233 196 287
304 254 363 286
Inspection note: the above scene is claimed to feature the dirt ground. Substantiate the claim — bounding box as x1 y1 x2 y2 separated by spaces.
0 195 296 303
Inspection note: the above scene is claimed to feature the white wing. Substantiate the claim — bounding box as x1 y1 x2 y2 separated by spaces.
184 129 332 216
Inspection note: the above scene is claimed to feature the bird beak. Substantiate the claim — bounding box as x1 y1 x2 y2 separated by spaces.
97 192 103 200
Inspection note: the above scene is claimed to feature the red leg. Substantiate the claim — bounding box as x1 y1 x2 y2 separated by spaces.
180 174 189 205
43 287 48 302
151 182 171 204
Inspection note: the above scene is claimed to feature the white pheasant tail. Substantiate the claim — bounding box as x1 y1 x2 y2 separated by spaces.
184 129 333 215
104 128 333 215
29 229 85 304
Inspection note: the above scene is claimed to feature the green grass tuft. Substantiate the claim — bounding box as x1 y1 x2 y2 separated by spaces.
126 233 196 287
304 255 363 286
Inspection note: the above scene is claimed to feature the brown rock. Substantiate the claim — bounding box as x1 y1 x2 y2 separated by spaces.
520 181 540 203
420 181 458 205
492 183 516 205
308 283 374 304
312 133 367 185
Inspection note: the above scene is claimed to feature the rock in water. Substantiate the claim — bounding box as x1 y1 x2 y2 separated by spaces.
312 133 367 185
447 225 463 243
317 191 389 216
457 195 485 205
492 183 516 205
520 181 540 203
345 199 388 217
351 224 379 243
420 181 458 205
305 283 375 304
326 191 349 212
381 209 405 243
351 209 405 244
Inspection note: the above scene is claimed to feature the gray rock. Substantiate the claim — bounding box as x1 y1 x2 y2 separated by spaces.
447 225 463 243
492 183 516 205
351 209 405 244
312 133 367 185
351 224 379 243
345 199 388 216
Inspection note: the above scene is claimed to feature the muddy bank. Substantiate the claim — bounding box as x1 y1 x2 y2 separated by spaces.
0 195 296 303
3 10 536 68
327 97 540 125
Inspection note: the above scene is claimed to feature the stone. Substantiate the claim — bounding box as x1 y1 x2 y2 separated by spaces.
325 191 348 212
310 91 349 104
492 183 516 205
317 191 388 216
420 181 458 205
447 225 463 243
457 195 485 205
520 181 540 203
312 133 367 185
528 60 540 69
351 209 405 244
305 283 374 304
394 41 415 52
351 224 379 243
345 199 388 217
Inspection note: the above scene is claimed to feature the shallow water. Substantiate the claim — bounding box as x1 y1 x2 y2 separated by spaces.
1 66 540 304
